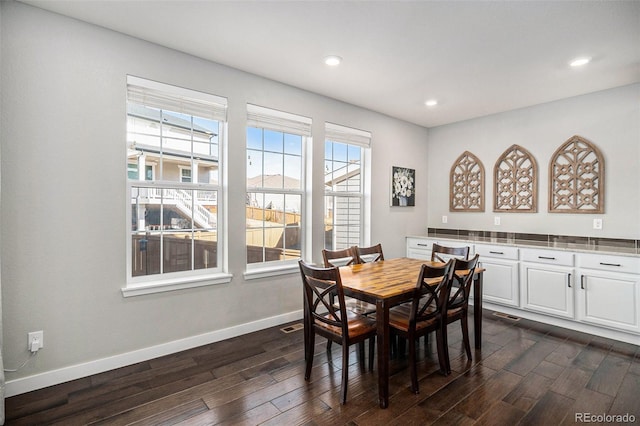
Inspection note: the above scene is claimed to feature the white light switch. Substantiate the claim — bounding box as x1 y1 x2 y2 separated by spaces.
494 216 501 226
442 215 448 224
593 218 603 230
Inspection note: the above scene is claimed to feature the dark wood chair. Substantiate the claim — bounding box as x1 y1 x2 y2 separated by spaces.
355 243 384 263
388 259 456 394
442 254 480 373
299 260 377 404
431 243 470 263
322 247 376 316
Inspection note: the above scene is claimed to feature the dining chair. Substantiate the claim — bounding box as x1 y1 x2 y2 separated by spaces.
388 259 456 394
299 260 377 404
354 243 385 263
442 254 480 373
431 243 470 263
322 247 376 316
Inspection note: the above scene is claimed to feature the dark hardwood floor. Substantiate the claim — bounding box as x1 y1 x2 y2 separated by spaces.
5 309 640 425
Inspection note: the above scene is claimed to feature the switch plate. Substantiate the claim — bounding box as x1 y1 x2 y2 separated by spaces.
28 330 44 352
494 216 501 226
593 218 603 230
442 215 448 224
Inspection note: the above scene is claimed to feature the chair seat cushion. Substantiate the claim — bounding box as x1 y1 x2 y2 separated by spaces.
388 308 439 333
316 311 377 338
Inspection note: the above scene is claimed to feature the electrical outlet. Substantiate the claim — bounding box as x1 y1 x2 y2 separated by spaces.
593 218 603 230
28 331 44 353
441 215 448 224
494 216 501 226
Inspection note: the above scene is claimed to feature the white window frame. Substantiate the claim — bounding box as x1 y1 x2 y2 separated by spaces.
123 76 231 297
244 104 311 279
324 122 372 250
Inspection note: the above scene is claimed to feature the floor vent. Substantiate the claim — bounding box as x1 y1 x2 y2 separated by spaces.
493 312 521 321
280 323 304 333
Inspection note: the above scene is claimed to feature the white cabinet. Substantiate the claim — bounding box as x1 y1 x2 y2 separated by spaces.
520 248 575 319
406 237 436 260
475 244 519 307
577 253 640 334
406 237 473 262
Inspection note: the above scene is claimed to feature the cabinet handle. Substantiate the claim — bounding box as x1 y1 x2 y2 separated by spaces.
567 273 571 288
489 251 504 255
581 275 585 290
417 243 429 247
538 256 556 260
599 262 622 267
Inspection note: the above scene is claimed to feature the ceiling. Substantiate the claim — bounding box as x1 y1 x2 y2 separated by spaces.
20 0 640 128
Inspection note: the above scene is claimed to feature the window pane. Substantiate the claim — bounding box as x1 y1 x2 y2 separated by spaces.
333 142 348 162
285 194 302 224
284 133 302 155
263 152 283 187
264 130 283 153
284 154 301 188
163 231 193 273
247 149 264 188
348 144 361 162
247 127 262 150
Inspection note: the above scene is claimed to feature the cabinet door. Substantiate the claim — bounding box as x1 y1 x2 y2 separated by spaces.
521 263 574 319
578 270 640 333
480 258 519 307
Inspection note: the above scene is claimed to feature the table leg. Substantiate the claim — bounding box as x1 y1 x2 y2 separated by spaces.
473 271 483 349
376 300 389 408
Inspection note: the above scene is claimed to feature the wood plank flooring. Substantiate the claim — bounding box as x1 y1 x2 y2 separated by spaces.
5 309 640 425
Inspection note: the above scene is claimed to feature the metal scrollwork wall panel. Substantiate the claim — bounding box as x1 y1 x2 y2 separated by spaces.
549 135 604 213
494 144 537 212
450 150 485 212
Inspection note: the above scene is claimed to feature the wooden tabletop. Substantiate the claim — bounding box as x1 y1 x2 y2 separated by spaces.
339 257 436 298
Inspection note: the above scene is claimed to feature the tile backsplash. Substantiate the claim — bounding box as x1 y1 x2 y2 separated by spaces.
427 228 639 254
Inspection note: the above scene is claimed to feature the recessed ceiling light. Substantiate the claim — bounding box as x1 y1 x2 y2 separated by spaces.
324 55 342 66
425 99 438 107
570 57 591 67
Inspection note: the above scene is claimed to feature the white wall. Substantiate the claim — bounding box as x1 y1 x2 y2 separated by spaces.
427 84 640 239
0 2 429 394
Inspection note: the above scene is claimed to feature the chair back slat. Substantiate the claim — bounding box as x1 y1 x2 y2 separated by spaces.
322 247 359 267
448 254 480 310
431 243 470 263
355 244 384 263
299 260 348 333
410 259 456 326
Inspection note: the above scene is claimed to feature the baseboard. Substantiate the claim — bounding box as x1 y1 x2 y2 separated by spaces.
5 310 304 397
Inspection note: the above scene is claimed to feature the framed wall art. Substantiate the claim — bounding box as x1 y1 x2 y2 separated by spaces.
391 166 415 207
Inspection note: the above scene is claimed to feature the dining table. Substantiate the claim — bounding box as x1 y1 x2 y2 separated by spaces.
337 257 485 409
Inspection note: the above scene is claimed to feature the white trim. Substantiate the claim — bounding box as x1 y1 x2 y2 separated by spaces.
121 273 233 297
4 310 303 397
481 302 640 345
244 264 299 280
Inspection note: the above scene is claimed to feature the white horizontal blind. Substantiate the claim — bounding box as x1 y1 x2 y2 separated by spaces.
247 104 312 136
325 122 371 148
127 75 227 122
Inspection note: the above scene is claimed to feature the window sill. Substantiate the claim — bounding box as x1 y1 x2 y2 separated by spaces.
243 264 299 280
122 273 233 297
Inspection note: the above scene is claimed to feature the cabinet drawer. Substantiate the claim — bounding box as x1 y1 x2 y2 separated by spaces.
406 238 437 251
578 253 640 274
521 248 574 266
475 244 518 260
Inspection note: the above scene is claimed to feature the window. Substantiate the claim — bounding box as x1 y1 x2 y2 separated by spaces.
126 76 228 292
324 123 371 250
246 104 310 270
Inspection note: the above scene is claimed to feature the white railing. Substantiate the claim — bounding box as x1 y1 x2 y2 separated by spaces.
134 188 216 229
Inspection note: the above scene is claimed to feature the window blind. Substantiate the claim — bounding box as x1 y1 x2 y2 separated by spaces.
325 122 371 148
127 75 227 122
247 104 312 137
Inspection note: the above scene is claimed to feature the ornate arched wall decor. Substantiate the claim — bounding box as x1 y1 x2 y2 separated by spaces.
494 144 537 212
450 150 485 212
549 135 604 213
